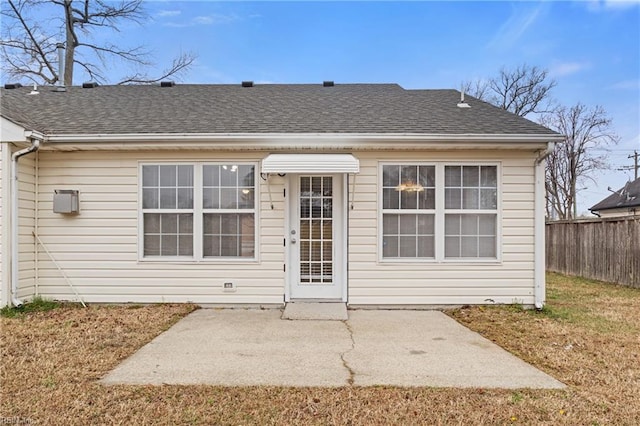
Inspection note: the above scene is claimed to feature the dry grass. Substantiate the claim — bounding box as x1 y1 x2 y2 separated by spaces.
1 273 639 425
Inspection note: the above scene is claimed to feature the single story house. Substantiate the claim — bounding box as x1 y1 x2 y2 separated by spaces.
0 82 564 308
589 177 640 217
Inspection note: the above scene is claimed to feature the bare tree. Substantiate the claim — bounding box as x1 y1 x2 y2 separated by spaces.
540 103 619 219
462 63 557 117
1 0 195 85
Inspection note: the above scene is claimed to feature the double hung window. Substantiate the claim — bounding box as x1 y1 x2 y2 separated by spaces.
381 163 499 261
140 163 256 260
142 165 194 257
444 166 497 259
382 165 436 258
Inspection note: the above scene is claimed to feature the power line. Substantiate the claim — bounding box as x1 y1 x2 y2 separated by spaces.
616 150 639 180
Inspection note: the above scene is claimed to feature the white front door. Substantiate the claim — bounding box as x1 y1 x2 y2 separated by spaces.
288 174 346 300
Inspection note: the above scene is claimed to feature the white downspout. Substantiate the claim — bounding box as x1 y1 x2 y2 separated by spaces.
11 138 41 307
533 142 555 309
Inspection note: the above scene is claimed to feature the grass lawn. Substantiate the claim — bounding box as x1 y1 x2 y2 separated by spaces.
1 273 639 425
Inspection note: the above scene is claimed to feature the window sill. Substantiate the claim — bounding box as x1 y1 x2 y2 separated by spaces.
378 258 502 266
138 257 260 264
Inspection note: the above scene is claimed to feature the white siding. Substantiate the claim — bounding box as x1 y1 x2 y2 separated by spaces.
0 143 3 302
0 144 37 305
36 151 286 304
347 150 537 306
595 209 639 218
35 148 538 306
17 154 37 300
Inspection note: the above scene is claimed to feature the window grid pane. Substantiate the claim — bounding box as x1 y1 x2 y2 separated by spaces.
382 213 435 259
444 214 497 259
143 213 193 257
203 164 255 210
445 165 497 211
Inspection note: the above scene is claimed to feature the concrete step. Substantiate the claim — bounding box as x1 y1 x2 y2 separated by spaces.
282 302 348 320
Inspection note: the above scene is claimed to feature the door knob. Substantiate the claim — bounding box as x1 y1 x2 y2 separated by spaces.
291 237 297 244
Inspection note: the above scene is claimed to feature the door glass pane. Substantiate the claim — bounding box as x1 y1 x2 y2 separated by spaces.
299 176 333 284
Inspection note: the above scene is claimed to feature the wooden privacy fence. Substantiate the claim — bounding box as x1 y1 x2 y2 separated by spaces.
546 217 640 288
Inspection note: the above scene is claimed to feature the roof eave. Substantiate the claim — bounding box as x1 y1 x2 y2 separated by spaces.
42 132 565 144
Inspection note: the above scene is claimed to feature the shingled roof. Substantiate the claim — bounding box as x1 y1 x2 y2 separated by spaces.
1 83 559 136
590 177 640 212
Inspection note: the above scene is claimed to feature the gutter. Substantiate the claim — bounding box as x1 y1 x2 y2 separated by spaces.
535 141 556 164
10 136 41 306
43 132 566 144
533 142 556 309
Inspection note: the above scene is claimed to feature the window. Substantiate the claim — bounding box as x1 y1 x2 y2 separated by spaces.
382 165 436 258
380 163 499 262
444 166 497 259
202 165 255 258
140 163 256 260
142 165 194 257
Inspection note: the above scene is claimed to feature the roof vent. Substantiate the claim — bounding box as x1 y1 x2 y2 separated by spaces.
82 81 99 89
457 87 471 108
160 80 175 87
28 83 39 95
323 81 334 87
241 81 254 88
4 83 23 89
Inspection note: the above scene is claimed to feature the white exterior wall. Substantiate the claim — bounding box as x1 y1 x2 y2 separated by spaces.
36 151 286 304
593 208 639 218
34 148 538 306
17 154 37 301
0 142 38 306
0 143 3 302
348 150 537 306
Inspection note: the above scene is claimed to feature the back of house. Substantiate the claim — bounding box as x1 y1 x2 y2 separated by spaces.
0 82 563 308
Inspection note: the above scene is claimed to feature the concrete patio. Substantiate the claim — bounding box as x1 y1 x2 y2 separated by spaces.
101 309 565 389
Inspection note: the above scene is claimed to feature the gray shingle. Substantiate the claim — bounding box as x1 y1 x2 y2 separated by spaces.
590 177 640 212
0 83 558 136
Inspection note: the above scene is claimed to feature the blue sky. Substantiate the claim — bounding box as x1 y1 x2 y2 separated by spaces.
29 0 640 213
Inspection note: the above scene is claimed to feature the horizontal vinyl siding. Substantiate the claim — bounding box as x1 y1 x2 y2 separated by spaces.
17 152 37 301
0 144 3 301
36 147 539 306
348 150 537 306
36 151 286 304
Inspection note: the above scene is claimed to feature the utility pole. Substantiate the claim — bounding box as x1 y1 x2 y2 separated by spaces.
617 150 639 180
631 150 639 180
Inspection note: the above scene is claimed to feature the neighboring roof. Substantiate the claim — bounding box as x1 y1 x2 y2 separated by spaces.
0 83 560 137
590 177 640 212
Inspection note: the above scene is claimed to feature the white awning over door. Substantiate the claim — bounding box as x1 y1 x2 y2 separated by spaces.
261 154 360 174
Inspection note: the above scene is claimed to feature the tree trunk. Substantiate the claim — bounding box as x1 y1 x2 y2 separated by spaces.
63 0 75 86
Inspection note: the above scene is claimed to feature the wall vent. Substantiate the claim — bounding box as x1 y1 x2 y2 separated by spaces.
82 82 99 88
241 81 254 87
53 190 80 214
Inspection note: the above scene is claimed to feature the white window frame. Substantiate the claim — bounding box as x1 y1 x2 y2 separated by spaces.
378 161 502 264
138 161 259 263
